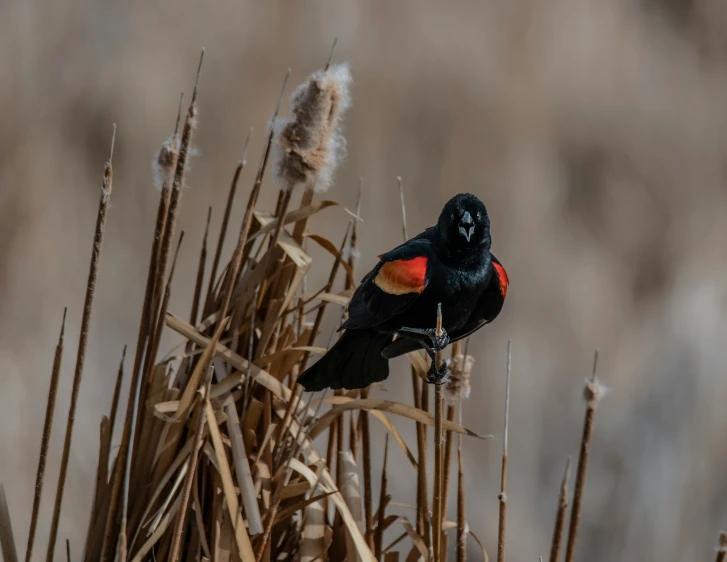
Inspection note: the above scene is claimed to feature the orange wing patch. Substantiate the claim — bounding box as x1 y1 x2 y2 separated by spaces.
374 257 428 295
493 262 509 298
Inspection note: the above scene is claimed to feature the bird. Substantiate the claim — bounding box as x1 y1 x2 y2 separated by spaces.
297 192 508 391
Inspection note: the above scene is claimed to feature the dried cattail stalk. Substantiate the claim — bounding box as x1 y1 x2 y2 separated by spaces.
26 308 66 562
205 127 253 314
47 125 116 561
549 457 572 562
433 304 446 562
564 352 606 562
273 63 352 192
497 341 512 562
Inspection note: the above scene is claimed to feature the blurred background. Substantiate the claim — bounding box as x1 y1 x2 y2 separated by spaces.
2 0 727 559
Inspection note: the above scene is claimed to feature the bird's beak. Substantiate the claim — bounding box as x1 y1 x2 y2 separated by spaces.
459 211 474 241
458 225 474 242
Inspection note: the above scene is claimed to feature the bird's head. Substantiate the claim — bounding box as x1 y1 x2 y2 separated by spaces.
438 193 490 249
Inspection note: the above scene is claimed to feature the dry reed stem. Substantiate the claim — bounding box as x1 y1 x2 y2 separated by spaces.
497 341 512 562
168 369 213 562
360 388 374 548
108 345 126 449
346 177 364 290
65 540 70 562
715 531 727 562
205 127 253 314
47 125 115 561
0 484 19 562
564 351 604 562
190 206 212 328
549 457 572 562
456 391 467 562
433 304 445 562
26 308 66 562
440 341 461 519
374 434 389 559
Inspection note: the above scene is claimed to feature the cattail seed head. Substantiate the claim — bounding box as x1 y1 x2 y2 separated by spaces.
446 354 474 402
152 134 180 192
583 376 608 409
273 62 352 192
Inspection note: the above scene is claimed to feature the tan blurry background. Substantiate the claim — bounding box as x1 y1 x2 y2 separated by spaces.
2 0 727 560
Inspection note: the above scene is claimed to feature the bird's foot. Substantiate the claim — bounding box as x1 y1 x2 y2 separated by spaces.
398 326 450 360
426 359 450 385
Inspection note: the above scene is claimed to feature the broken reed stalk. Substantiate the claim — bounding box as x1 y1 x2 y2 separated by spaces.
715 531 727 562
433 303 445 562
497 341 512 562
549 457 572 562
26 308 66 562
564 351 604 562
47 125 116 561
0 484 18 562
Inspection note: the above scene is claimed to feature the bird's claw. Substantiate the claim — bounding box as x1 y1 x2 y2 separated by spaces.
427 359 449 385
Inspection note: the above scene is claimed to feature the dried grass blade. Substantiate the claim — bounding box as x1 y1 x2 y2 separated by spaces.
204 399 256 560
339 451 364 562
309 398 488 440
213 359 263 535
246 201 358 245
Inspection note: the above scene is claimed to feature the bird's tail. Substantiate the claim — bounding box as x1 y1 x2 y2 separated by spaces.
297 329 392 391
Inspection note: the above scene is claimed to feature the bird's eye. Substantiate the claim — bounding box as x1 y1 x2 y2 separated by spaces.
477 212 481 220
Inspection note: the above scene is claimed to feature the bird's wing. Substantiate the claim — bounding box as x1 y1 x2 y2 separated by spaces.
340 238 434 331
381 254 508 359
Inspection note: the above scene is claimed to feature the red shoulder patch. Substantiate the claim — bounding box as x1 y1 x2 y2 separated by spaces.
374 257 428 295
493 262 509 298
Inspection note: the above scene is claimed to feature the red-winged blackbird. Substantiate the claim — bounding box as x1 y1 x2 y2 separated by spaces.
297 193 508 391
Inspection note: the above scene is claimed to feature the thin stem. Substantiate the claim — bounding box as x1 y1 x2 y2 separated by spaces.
564 351 604 562
549 457 572 562
205 127 253 315
497 340 512 562
433 303 445 562
48 125 115 561
26 308 66 562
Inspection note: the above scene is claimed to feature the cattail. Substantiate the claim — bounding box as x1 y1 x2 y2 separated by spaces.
152 134 180 192
273 62 352 192
445 354 474 402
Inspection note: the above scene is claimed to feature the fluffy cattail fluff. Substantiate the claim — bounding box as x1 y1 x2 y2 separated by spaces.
583 376 608 409
152 134 180 191
445 354 474 402
273 62 352 192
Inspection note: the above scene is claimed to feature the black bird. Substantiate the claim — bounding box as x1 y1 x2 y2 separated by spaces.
297 193 508 391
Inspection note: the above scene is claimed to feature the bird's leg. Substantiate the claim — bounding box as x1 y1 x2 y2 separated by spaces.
397 326 449 358
398 326 450 384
